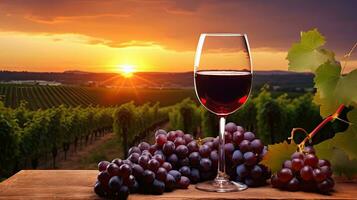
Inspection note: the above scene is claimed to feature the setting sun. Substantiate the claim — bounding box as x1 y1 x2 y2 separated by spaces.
119 64 136 78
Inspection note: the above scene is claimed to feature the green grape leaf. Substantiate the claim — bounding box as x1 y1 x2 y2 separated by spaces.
287 29 335 72
315 108 357 160
314 61 341 98
261 141 297 173
335 69 357 105
313 91 340 118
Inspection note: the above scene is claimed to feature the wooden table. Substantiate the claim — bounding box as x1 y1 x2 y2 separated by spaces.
0 170 356 199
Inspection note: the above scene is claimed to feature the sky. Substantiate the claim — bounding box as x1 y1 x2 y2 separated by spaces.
0 0 356 73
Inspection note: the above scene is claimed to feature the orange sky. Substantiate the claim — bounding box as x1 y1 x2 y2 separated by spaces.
0 0 356 73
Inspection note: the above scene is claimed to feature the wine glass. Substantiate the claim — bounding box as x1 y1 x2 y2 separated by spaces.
194 33 252 192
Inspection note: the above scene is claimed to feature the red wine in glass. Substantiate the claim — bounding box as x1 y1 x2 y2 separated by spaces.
195 70 252 115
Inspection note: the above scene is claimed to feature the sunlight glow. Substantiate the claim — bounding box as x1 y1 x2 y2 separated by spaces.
119 64 135 78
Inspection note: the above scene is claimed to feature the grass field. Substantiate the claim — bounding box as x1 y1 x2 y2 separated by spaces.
0 84 196 109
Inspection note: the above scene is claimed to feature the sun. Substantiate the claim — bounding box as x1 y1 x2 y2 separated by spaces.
119 64 136 78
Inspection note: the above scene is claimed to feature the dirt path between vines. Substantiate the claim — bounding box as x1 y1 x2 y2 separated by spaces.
56 133 115 169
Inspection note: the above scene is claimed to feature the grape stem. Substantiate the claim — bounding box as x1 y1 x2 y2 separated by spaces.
291 104 345 152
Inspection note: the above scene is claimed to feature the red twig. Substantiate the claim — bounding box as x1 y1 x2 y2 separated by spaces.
296 104 345 151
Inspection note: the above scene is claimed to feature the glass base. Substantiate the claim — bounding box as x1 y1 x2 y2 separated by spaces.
195 178 247 192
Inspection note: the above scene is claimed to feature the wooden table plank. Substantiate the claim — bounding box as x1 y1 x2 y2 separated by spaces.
0 170 356 199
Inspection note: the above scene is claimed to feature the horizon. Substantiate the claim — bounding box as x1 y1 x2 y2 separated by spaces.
0 0 356 73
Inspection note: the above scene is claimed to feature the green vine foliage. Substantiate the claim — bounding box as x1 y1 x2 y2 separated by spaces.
266 29 357 177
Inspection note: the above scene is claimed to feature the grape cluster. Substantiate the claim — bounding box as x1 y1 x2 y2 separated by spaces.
223 122 271 187
271 146 334 193
94 122 270 199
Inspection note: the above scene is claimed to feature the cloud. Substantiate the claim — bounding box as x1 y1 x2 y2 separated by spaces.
0 0 356 55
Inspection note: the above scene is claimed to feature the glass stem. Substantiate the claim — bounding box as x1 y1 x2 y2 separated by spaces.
216 115 227 181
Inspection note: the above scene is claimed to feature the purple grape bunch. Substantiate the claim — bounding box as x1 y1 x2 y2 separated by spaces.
94 122 270 199
271 146 334 193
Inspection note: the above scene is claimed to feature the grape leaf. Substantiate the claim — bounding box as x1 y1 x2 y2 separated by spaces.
261 141 297 173
314 61 341 99
287 29 335 72
335 69 357 105
315 108 357 160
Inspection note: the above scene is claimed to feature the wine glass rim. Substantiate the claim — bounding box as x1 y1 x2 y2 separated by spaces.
201 33 247 37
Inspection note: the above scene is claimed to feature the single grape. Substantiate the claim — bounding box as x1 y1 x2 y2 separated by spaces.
128 146 141 155
212 137 219 149
283 160 292 169
178 157 190 167
320 165 332 178
138 155 150 169
156 134 167 147
187 141 199 153
251 165 263 179
174 137 186 146
236 164 249 178
128 152 140 164
239 140 251 153
291 158 304 172
149 144 158 155
183 134 194 144
210 150 219 167
243 152 257 166
122 159 133 166
163 141 175 155
143 170 155 184
291 152 304 160
176 145 189 158
165 174 176 191
106 163 120 177
154 149 164 156
152 179 166 195
317 178 334 193
94 181 106 197
156 167 168 182
318 159 331 167
141 150 152 158
167 154 179 167
119 164 132 178
123 175 136 187
178 176 190 189
204 141 214 150
168 170 181 182
132 164 144 178
287 177 300 191
112 158 123 167
167 131 177 142
153 154 165 165
189 152 201 167
277 168 293 183
129 180 139 193
236 126 244 133
304 154 318 168
179 166 191 177
232 150 243 165
313 168 327 182
199 144 211 158
98 161 110 172
224 143 235 159
300 165 313 181
148 159 160 172
155 129 167 137
97 171 110 186
176 130 185 137
303 146 316 154
251 139 264 154
232 131 244 146
200 158 212 172
162 162 172 172
271 174 283 188
225 122 237 133
108 176 123 192
224 131 233 143
243 132 255 141
190 168 200 183
118 185 129 200
138 142 150 151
